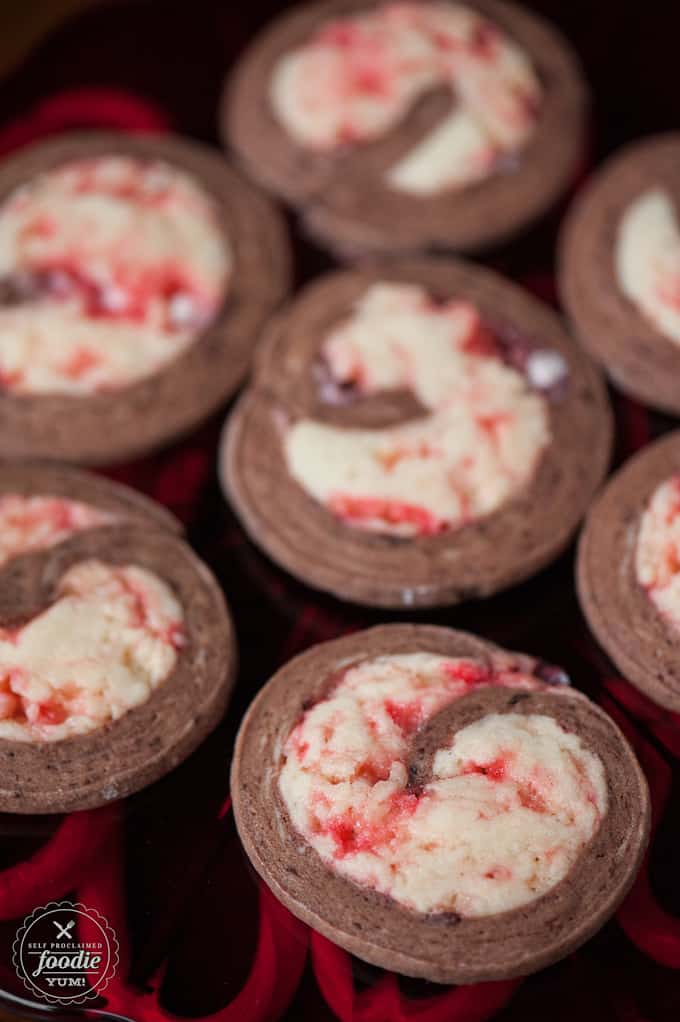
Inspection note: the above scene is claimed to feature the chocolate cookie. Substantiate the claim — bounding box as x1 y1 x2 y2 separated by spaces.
0 461 235 813
578 430 680 712
222 0 587 257
232 624 649 983
0 131 291 464
221 257 612 608
559 134 680 415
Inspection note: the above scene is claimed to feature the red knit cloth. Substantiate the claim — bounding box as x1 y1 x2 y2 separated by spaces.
0 3 677 1019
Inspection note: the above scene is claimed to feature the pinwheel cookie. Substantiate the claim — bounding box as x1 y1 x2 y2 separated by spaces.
232 625 649 982
0 132 290 464
223 0 587 255
560 133 680 415
578 430 680 712
221 258 611 607
0 461 235 813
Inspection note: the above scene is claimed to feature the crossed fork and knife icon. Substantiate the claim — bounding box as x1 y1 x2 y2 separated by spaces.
51 918 75 941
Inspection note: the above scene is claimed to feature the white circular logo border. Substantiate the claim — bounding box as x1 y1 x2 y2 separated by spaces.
12 900 120 1006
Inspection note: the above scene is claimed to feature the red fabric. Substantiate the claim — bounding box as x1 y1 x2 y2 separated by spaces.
0 87 170 156
311 932 520 1022
0 807 116 921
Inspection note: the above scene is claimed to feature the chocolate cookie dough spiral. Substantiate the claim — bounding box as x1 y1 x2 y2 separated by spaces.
0 132 290 463
0 462 236 813
232 625 650 983
578 430 680 712
559 134 680 415
223 0 587 256
221 257 612 608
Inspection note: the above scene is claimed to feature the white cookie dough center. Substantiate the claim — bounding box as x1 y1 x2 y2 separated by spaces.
271 1 541 194
280 653 606 917
0 156 231 394
615 189 680 346
284 282 554 537
0 559 184 741
635 474 680 630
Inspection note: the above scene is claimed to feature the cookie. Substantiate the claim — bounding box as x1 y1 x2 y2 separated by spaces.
577 430 680 712
0 131 291 464
0 461 236 813
221 257 612 608
232 624 650 983
559 133 680 415
223 0 587 257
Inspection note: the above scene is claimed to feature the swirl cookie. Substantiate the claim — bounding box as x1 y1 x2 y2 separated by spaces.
558 134 680 415
577 431 680 712
0 131 290 464
221 258 612 608
223 0 587 256
232 624 649 983
0 461 235 813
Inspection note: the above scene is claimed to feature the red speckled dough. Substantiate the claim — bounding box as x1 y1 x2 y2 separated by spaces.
231 625 650 984
222 0 587 257
0 461 236 813
0 132 291 464
0 459 182 534
221 257 612 608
